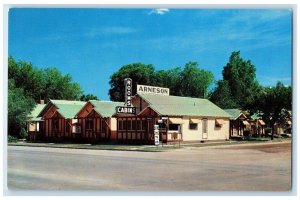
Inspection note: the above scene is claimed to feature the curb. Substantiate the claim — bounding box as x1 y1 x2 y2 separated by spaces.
8 139 291 152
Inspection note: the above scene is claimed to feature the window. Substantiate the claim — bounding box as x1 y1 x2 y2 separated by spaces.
136 120 141 130
127 120 132 130
169 124 180 131
189 123 198 130
215 119 224 128
118 119 123 130
132 119 137 130
158 122 167 131
122 120 127 130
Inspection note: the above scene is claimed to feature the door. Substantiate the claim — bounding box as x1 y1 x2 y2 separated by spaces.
202 118 208 139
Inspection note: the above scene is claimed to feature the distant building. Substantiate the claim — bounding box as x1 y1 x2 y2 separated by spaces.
250 113 266 136
224 109 250 138
27 102 46 141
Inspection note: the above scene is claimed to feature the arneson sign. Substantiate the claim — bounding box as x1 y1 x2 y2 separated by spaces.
137 84 169 95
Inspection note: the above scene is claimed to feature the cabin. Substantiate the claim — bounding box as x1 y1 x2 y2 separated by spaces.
250 113 266 136
274 110 292 134
75 100 123 143
115 93 231 144
27 103 46 141
37 100 86 142
224 109 251 138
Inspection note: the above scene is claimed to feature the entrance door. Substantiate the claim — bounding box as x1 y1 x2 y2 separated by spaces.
202 119 208 139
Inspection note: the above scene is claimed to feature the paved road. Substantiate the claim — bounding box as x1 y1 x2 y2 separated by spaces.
7 142 291 191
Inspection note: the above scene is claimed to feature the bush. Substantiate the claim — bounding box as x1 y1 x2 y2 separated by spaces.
265 128 272 136
20 128 28 139
8 135 18 143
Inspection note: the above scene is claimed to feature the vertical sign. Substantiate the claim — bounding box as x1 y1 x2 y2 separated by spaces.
116 78 136 114
124 78 132 107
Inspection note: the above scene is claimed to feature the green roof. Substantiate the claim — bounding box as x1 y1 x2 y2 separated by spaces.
138 93 231 118
28 104 46 121
28 104 46 118
38 100 86 119
224 109 244 120
251 113 262 120
89 100 124 117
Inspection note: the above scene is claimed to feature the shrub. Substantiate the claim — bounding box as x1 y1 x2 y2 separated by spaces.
8 135 18 143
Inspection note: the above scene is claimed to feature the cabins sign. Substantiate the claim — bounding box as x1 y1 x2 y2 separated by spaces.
116 106 136 114
137 84 169 96
116 78 136 114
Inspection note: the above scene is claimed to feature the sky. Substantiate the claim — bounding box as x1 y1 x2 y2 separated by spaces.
8 8 292 100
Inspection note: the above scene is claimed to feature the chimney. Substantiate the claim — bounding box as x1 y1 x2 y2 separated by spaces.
40 100 45 104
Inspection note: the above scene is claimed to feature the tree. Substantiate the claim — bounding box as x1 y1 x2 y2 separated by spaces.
8 56 87 138
154 67 182 96
8 79 35 138
109 63 156 101
179 62 214 98
40 68 83 101
222 51 261 109
8 56 44 101
8 56 83 102
80 94 99 101
209 80 238 109
254 82 292 135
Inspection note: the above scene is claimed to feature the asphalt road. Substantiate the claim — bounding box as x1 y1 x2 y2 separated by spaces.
6 142 291 192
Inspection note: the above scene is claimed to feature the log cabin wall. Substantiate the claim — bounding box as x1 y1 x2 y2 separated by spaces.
76 102 112 143
116 107 161 144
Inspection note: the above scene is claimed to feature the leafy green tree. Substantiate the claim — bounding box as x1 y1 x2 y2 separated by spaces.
8 56 83 102
109 63 156 101
41 68 83 101
209 80 238 108
222 51 261 109
109 62 214 100
180 62 214 98
8 56 44 101
154 67 182 96
80 94 99 101
255 82 292 135
8 79 35 138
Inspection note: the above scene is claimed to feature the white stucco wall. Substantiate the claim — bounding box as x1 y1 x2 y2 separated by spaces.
110 117 118 131
168 117 230 141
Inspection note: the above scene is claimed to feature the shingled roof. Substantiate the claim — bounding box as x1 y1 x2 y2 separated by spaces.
224 109 245 120
38 99 86 119
88 100 123 117
137 93 231 118
27 104 46 121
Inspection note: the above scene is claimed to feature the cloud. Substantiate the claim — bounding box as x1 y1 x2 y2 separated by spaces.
148 8 170 15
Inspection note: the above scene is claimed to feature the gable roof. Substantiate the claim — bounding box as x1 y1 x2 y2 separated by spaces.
28 104 46 121
224 109 245 120
89 100 124 117
38 99 86 119
137 93 231 118
251 113 263 120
